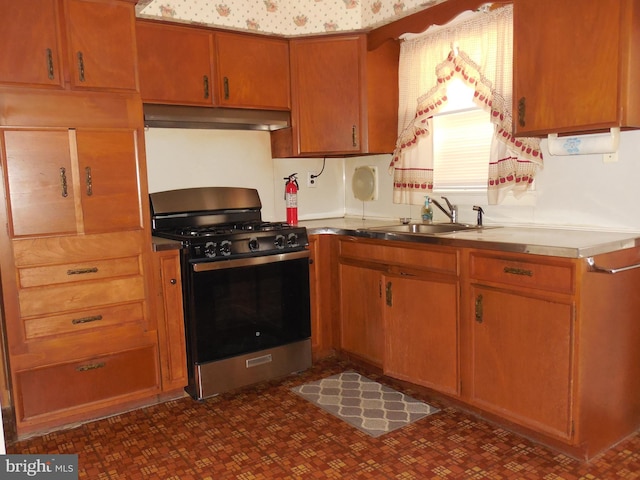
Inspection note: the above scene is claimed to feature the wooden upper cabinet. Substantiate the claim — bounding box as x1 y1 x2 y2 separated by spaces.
64 0 138 92
0 0 138 92
215 32 290 110
136 21 214 105
0 0 65 88
513 0 640 136
1 128 143 238
290 35 363 156
275 34 398 157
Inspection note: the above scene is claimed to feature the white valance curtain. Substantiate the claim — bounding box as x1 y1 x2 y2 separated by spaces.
389 5 543 205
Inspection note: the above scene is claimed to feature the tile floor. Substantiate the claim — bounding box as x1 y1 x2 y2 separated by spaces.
8 357 640 479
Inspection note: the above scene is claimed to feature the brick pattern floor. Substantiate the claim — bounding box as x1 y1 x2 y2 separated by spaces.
8 357 640 479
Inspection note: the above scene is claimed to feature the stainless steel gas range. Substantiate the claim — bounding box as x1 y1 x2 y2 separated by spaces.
150 187 312 400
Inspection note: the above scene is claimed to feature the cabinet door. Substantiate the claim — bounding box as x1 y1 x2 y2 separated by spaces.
2 130 77 237
384 274 458 395
75 129 143 233
470 286 574 439
339 263 383 365
216 32 290 110
64 0 138 91
154 250 187 392
513 0 621 135
290 36 362 155
0 0 64 88
136 22 214 105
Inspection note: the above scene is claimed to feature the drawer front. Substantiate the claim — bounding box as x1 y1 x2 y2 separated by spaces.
17 345 159 420
12 230 145 267
18 256 141 288
469 253 575 294
23 302 145 340
18 276 145 317
340 238 458 274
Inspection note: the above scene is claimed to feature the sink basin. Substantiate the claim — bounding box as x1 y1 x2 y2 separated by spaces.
366 223 488 235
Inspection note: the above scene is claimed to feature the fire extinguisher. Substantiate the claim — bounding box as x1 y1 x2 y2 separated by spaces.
284 173 299 225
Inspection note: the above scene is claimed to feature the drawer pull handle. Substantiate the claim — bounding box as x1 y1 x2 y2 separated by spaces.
72 314 103 325
76 362 105 372
46 48 55 80
517 97 526 127
60 167 68 197
203 75 209 99
586 257 640 274
223 76 229 99
504 266 533 276
475 294 483 323
385 281 392 307
67 267 98 275
77 51 85 82
85 166 93 196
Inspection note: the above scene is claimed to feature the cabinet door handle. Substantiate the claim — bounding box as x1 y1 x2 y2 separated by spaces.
517 97 526 127
72 314 103 325
85 166 93 196
170 278 177 285
504 266 533 276
352 125 357 147
67 267 98 275
385 281 392 307
46 48 55 80
223 76 230 99
77 51 85 82
475 294 483 323
76 362 105 372
60 167 68 197
203 75 209 99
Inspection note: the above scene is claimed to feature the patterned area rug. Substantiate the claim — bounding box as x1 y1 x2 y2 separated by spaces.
291 371 439 437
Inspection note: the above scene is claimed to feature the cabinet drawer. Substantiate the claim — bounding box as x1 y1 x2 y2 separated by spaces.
18 276 145 317
12 231 144 267
469 253 575 294
18 256 141 288
23 302 145 340
340 238 458 274
16 345 158 420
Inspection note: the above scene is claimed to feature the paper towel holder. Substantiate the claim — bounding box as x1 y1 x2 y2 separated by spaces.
547 127 620 162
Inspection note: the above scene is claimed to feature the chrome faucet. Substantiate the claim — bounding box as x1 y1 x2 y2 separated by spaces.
430 196 458 223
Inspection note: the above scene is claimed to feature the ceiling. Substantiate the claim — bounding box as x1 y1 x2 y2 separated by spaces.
135 0 449 37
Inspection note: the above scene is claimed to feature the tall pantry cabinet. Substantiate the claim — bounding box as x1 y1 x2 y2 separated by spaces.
0 0 163 437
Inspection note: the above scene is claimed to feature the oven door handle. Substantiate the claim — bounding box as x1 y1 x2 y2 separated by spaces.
192 249 310 272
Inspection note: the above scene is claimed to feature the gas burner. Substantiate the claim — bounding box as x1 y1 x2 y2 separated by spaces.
181 226 234 236
232 221 292 232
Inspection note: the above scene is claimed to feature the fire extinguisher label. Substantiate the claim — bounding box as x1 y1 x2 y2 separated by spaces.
285 193 297 208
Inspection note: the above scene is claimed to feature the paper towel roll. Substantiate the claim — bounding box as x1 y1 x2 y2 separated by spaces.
547 128 620 156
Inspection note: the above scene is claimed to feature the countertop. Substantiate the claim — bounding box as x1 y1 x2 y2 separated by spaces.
299 217 640 258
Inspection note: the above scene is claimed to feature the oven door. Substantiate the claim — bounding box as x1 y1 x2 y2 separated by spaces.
184 250 311 366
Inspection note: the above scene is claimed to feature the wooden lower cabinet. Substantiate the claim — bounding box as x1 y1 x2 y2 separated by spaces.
469 286 574 439
384 273 458 395
338 237 459 378
153 249 188 393
17 345 158 420
339 262 384 365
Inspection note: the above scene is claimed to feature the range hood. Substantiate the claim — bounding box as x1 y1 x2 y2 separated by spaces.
143 104 290 131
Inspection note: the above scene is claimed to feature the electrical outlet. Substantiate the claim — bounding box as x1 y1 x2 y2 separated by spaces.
307 172 317 188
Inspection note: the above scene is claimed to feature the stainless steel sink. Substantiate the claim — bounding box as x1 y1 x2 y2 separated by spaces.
365 222 491 235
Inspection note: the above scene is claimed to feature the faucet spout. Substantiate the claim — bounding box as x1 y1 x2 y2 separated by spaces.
430 196 457 223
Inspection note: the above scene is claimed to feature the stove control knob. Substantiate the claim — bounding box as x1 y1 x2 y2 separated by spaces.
248 237 259 252
287 232 299 247
204 241 216 258
274 234 285 249
219 240 232 256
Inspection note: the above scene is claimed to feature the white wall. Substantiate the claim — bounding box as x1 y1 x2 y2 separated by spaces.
144 128 640 232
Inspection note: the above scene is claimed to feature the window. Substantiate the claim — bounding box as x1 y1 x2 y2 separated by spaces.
432 78 493 192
